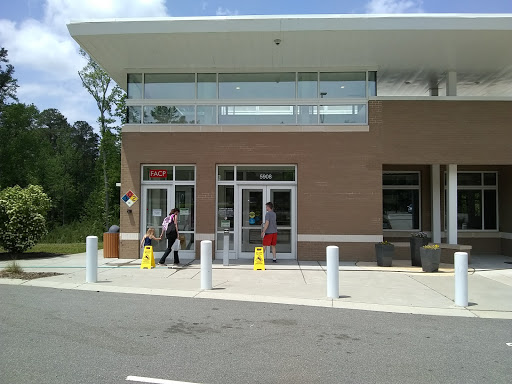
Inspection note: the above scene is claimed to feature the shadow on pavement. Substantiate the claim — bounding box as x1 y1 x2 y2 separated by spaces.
0 252 65 262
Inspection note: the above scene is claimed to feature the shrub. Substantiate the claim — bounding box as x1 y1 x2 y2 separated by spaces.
422 244 440 250
0 185 51 253
411 232 428 238
4 260 23 273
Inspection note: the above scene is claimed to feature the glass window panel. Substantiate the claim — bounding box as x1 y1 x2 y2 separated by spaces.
217 185 235 230
151 234 168 253
144 106 195 124
218 105 295 125
484 173 497 186
458 173 482 186
383 173 419 186
275 229 292 253
197 73 217 99
178 233 195 251
368 71 377 97
144 73 195 99
297 105 318 124
216 232 234 251
175 166 195 181
144 188 168 253
444 172 498 231
144 189 167 230
218 73 295 99
241 189 263 228
241 229 264 252
142 166 173 181
271 190 292 226
241 189 264 252
319 72 366 98
458 190 482 230
236 166 295 182
383 189 420 230
196 105 217 125
127 106 142 124
319 104 367 124
218 166 235 181
127 73 143 99
298 72 318 98
145 188 167 252
484 190 497 230
175 186 194 231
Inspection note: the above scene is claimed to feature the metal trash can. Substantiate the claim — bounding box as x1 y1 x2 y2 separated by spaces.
103 226 120 258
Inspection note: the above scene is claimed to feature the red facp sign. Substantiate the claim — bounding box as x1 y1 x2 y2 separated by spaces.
149 169 167 178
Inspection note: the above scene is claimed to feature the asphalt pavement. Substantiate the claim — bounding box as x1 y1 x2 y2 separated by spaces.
1 250 512 319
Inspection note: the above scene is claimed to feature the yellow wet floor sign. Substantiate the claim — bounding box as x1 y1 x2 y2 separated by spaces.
141 246 155 269
254 247 265 270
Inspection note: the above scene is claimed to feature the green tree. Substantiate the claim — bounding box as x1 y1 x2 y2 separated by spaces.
0 185 51 253
0 103 41 189
78 49 123 230
36 109 77 225
71 121 99 200
0 47 18 108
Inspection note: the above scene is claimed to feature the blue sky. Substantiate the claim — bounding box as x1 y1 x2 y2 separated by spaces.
1 0 512 129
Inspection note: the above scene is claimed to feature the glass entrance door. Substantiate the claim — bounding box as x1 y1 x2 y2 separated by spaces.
270 188 293 255
141 184 196 258
142 186 169 256
238 186 295 259
240 188 264 254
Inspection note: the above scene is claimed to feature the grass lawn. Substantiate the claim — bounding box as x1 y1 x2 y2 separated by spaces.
29 243 104 253
0 242 104 260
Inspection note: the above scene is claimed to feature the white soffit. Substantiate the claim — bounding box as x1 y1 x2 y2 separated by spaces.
67 14 512 96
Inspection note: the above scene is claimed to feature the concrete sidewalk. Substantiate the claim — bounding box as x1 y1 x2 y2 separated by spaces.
1 251 512 319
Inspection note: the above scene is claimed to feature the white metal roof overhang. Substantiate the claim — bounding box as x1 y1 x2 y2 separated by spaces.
67 14 512 96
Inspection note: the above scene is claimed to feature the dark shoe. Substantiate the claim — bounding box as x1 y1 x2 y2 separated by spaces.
173 262 180 265
272 259 277 263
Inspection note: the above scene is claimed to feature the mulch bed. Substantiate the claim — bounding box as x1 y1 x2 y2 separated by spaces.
0 271 63 280
1 252 65 280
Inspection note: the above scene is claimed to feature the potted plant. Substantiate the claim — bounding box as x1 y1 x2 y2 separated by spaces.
410 232 429 267
375 241 394 267
420 244 441 272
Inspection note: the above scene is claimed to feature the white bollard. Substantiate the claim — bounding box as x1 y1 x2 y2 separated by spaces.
223 229 229 266
86 236 98 283
326 246 340 299
201 240 213 290
454 251 469 307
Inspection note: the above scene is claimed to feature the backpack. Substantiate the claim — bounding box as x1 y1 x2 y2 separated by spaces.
165 215 177 238
162 214 173 232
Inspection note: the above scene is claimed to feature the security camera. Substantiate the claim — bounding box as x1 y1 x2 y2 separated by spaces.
274 39 281 45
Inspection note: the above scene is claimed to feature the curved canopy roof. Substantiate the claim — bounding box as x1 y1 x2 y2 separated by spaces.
67 14 512 96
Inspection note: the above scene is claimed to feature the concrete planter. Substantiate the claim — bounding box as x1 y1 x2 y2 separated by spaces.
375 243 394 267
420 247 441 272
410 237 429 266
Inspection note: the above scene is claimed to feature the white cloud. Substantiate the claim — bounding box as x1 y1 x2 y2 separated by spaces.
18 79 99 126
365 0 424 13
216 7 238 16
44 0 169 34
0 0 169 128
0 18 85 82
0 0 169 79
